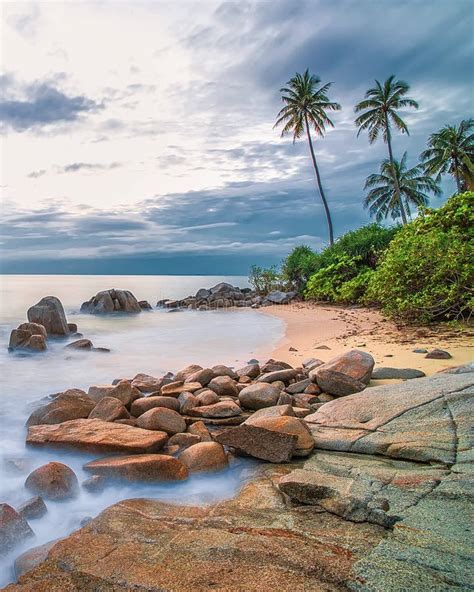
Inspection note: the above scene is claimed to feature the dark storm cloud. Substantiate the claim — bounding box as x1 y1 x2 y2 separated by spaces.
0 76 101 132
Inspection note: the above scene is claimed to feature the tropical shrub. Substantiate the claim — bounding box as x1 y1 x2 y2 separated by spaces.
367 192 474 323
281 245 320 291
248 265 282 294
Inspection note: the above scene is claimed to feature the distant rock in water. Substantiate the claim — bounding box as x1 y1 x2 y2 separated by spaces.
8 322 47 353
81 289 142 314
27 296 70 336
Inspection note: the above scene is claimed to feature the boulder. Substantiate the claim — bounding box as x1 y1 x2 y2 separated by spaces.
18 496 47 520
244 415 314 456
161 381 202 397
0 504 34 554
188 401 242 419
27 389 95 427
194 389 219 406
131 373 169 393
425 348 452 359
167 433 201 450
286 378 312 394
88 397 129 422
257 369 298 384
207 375 239 397
67 323 78 333
25 462 79 500
27 296 69 335
136 407 186 435
265 290 296 304
84 454 188 482
311 350 375 396
9 322 48 352
209 282 238 295
178 392 198 414
195 288 210 299
304 373 473 465
179 442 228 473
187 421 212 442
88 380 141 406
14 540 56 578
236 364 260 379
131 396 180 416
185 368 215 386
27 418 168 454
138 300 152 310
371 367 426 380
243 404 295 423
80 289 141 314
211 365 238 379
82 475 108 493
175 364 203 382
215 424 297 462
65 339 93 350
239 383 281 410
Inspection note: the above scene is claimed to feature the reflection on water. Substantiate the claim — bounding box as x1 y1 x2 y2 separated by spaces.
0 275 284 585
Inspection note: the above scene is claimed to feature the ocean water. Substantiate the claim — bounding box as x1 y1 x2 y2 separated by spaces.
0 275 284 585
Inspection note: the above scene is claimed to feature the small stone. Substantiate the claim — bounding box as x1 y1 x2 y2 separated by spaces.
413 348 428 354
188 421 212 442
425 349 452 360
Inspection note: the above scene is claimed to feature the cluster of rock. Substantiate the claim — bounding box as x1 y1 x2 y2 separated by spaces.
80 289 151 314
8 297 78 353
4 365 472 590
157 282 297 311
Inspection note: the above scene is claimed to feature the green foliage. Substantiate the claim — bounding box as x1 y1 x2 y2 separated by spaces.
367 192 474 323
248 265 282 294
280 245 320 291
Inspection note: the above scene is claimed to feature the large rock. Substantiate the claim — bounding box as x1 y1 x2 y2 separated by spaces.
161 381 202 397
136 407 186 435
25 462 79 500
244 415 314 457
311 350 375 396
27 296 70 336
18 496 47 520
88 380 141 406
185 368 215 386
175 364 203 382
243 404 295 423
238 382 281 410
14 540 56 578
80 289 141 314
0 504 34 554
207 375 239 397
257 369 298 384
236 363 260 379
188 401 242 419
88 397 129 422
304 373 474 465
371 367 426 380
84 454 188 482
265 290 296 304
27 389 95 426
131 373 168 393
131 396 180 416
26 418 168 454
215 424 298 462
9 322 47 352
179 442 228 473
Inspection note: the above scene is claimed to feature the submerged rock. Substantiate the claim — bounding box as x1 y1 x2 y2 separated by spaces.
0 504 34 554
80 289 141 314
17 496 47 520
84 454 188 482
25 462 79 500
27 296 70 336
9 322 47 353
27 389 95 427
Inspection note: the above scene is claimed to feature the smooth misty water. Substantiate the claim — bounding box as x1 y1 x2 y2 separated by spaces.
0 275 284 585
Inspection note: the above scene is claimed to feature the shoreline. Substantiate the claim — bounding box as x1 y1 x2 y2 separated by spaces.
260 302 473 377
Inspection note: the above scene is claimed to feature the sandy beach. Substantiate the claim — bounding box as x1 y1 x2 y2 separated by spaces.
262 302 473 378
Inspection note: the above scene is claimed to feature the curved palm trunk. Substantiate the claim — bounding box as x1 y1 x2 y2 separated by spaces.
304 113 334 245
384 114 408 225
453 155 462 193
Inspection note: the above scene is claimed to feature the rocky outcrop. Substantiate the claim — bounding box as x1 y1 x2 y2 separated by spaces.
27 296 70 336
80 289 141 314
304 373 473 465
25 462 79 501
26 418 168 454
156 282 297 311
8 323 47 353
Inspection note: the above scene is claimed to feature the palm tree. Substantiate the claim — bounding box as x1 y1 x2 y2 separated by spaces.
275 69 341 245
420 119 474 193
355 76 419 224
364 152 441 222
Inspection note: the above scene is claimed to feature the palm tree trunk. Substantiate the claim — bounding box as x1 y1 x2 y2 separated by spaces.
304 113 334 245
385 114 408 225
453 155 462 193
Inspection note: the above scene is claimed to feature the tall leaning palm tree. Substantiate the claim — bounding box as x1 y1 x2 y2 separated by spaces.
355 76 419 225
420 119 474 193
275 69 341 245
364 152 441 222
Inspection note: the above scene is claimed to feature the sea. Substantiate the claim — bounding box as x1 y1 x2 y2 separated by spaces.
0 275 284 585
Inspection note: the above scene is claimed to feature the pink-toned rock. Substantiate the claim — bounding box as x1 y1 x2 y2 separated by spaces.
311 350 374 397
27 419 168 453
136 407 186 435
168 433 201 450
178 392 198 414
187 421 212 442
131 373 168 393
161 381 202 397
215 424 297 462
84 454 188 482
189 401 242 419
239 383 281 410
195 389 220 406
25 462 79 500
88 380 141 407
236 364 260 379
89 397 129 422
0 504 34 554
207 376 239 397
131 396 180 416
175 364 203 382
257 369 297 384
244 416 314 457
185 368 215 386
211 365 238 379
179 442 228 473
27 389 95 427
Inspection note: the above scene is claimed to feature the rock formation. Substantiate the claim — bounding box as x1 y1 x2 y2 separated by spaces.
80 289 142 314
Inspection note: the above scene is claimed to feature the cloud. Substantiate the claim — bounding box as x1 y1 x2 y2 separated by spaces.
57 162 122 174
27 169 47 179
0 76 101 132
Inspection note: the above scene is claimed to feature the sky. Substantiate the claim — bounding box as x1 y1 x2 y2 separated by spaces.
0 0 473 275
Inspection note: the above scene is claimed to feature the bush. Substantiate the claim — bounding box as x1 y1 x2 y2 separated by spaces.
367 192 474 323
248 265 282 294
304 224 397 303
281 245 320 291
